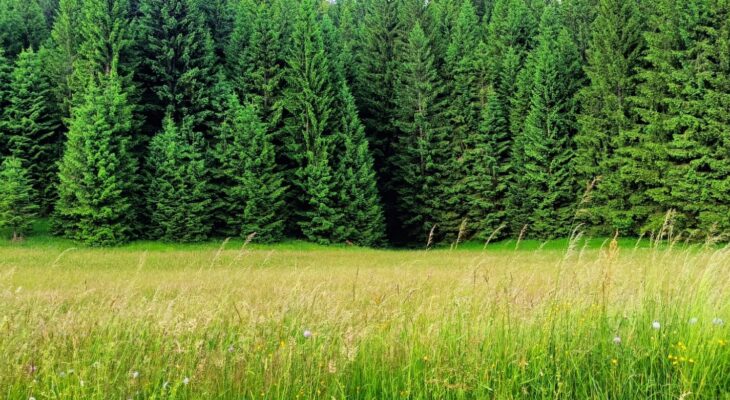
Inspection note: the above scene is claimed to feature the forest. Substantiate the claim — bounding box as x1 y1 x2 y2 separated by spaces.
0 0 728 246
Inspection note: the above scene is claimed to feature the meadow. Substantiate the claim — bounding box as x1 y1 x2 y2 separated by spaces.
1 231 729 399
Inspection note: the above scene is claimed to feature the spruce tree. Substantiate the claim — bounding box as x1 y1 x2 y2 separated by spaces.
391 22 448 243
333 83 387 246
147 117 212 242
53 66 137 245
213 94 286 241
0 47 12 156
575 0 645 233
508 6 584 238
443 0 488 238
0 156 38 240
4 47 62 213
0 0 49 57
352 0 400 233
136 0 223 137
45 0 83 122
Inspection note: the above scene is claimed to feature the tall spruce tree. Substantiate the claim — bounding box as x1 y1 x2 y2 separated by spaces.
4 47 62 213
391 22 448 243
0 0 49 57
575 0 645 233
443 0 490 238
333 83 387 246
147 117 212 242
0 47 12 155
508 6 584 238
213 94 286 241
282 0 342 243
45 0 83 122
53 66 137 245
0 156 38 240
136 0 224 137
352 0 400 235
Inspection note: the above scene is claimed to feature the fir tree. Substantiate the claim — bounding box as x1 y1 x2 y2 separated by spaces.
136 0 224 137
333 83 387 246
575 0 645 233
282 0 342 242
4 47 62 213
0 0 49 57
352 0 400 234
147 117 212 242
509 6 584 238
0 156 38 240
443 0 487 238
391 22 448 243
213 94 286 241
0 47 12 155
45 0 83 122
53 66 137 245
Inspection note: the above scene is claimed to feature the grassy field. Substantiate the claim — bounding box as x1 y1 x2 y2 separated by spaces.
1 230 729 399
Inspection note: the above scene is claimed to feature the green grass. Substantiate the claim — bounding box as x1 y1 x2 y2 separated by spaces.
1 224 729 399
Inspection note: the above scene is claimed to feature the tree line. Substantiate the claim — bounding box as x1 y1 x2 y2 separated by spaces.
0 0 728 246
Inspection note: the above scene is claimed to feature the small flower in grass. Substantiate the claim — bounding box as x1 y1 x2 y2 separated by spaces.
227 345 235 353
689 317 698 325
303 329 312 339
611 358 618 366
27 364 37 375
652 321 661 330
612 335 622 345
131 371 139 379
183 377 190 385
712 318 724 326
58 371 66 378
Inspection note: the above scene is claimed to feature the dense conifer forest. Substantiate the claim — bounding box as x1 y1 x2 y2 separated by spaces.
0 0 728 246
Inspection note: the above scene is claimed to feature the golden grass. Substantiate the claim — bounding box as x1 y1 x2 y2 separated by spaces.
1 242 729 399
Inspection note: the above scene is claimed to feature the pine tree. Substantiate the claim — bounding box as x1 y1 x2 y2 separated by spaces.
352 0 400 234
4 47 62 213
213 94 286 241
575 0 645 233
508 6 584 238
391 22 448 243
200 0 235 60
333 83 387 246
136 0 224 137
146 117 211 242
0 47 12 156
0 156 38 240
443 0 487 238
45 0 84 122
282 0 342 243
53 66 137 245
0 0 49 57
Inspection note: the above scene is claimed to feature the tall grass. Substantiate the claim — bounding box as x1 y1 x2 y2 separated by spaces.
0 238 728 399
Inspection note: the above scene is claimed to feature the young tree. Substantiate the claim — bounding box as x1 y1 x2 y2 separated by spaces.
508 6 584 238
4 47 62 212
213 94 286 241
0 156 38 241
391 22 448 243
53 66 138 245
147 117 212 242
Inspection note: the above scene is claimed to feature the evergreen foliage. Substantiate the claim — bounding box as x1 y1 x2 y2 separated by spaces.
213 94 286 241
391 22 448 243
0 156 38 240
3 48 62 213
147 117 212 242
53 67 137 245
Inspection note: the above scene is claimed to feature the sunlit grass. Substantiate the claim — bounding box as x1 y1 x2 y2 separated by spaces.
1 234 729 399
